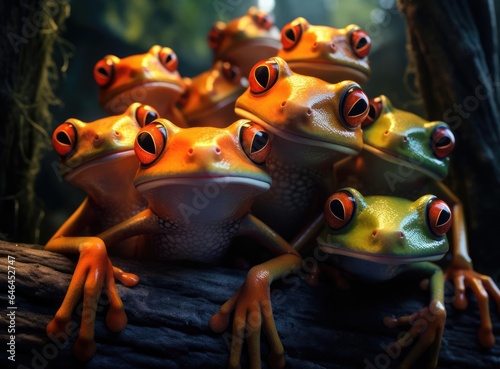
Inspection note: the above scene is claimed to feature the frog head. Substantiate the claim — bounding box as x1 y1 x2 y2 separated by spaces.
361 95 455 180
277 17 371 84
94 45 186 116
317 187 451 281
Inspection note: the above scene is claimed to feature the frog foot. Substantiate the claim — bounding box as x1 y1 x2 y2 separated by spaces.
46 239 128 361
445 266 500 347
210 267 285 369
113 266 140 287
383 299 446 369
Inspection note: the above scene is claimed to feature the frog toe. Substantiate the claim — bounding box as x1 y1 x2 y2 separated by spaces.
72 336 96 361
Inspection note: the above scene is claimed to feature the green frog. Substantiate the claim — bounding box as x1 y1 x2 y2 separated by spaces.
93 45 188 127
234 56 369 240
318 187 451 369
208 6 281 77
46 118 302 369
335 95 500 348
277 17 371 84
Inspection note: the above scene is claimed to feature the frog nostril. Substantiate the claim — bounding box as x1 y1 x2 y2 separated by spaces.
399 231 405 239
188 147 194 155
215 147 221 154
330 42 337 52
402 136 408 143
372 230 378 237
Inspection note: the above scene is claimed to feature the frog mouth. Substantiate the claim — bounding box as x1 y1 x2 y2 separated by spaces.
285 60 371 81
363 144 445 180
234 108 360 155
63 150 136 180
100 81 185 106
317 239 446 265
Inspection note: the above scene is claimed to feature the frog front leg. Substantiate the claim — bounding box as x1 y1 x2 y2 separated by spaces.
383 262 446 369
210 214 302 369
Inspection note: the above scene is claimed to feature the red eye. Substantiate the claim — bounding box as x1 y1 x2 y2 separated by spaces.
221 62 242 83
52 122 77 157
324 190 356 230
249 60 279 94
350 29 371 58
134 122 167 166
239 122 271 165
361 97 383 127
136 104 160 127
280 21 303 50
252 11 274 30
431 126 455 159
426 198 452 236
93 57 115 87
340 86 369 128
207 23 225 50
158 47 178 72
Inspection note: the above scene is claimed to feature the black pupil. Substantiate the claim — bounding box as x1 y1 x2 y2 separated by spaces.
255 66 269 88
285 28 296 41
368 104 376 119
98 67 109 77
437 208 451 226
348 99 368 117
251 131 268 153
435 136 451 147
57 131 71 145
330 199 345 221
356 37 367 49
138 132 156 154
145 111 158 125
165 54 173 64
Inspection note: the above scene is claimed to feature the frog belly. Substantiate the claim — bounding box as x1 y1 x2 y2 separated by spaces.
149 218 241 263
327 254 407 282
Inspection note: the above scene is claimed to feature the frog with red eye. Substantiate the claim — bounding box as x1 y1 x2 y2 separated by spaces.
234 56 369 240
93 45 188 127
208 6 281 77
318 187 451 369
334 95 500 348
47 118 302 368
277 17 371 85
177 60 247 128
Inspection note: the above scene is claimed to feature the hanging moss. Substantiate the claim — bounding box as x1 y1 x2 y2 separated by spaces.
0 0 71 242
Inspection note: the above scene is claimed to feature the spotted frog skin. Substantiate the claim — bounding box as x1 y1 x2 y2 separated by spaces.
336 95 500 348
277 17 371 84
208 6 281 77
47 103 157 257
234 56 369 240
47 118 302 369
93 45 188 127
178 60 247 128
318 187 451 369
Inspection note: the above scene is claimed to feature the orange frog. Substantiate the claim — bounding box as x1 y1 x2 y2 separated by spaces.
235 57 369 240
46 118 302 368
178 60 247 127
208 6 281 77
93 45 188 127
277 17 371 84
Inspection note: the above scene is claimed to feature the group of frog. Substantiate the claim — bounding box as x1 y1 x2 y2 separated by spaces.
46 7 500 369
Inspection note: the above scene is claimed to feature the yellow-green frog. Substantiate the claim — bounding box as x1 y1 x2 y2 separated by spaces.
177 60 247 128
208 6 281 77
93 45 188 127
318 187 451 369
336 95 500 347
277 17 371 84
47 118 302 369
235 56 369 240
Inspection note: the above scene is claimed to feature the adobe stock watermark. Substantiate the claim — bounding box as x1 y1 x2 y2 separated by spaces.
8 0 70 54
364 0 400 38
212 0 246 21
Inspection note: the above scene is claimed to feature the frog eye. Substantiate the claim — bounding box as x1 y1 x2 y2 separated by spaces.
252 11 274 30
239 122 271 165
324 190 356 230
221 62 242 84
340 86 369 128
426 198 452 236
249 60 279 94
158 47 178 72
350 29 371 58
93 57 115 87
207 23 225 50
361 97 383 127
134 122 167 166
431 126 455 159
52 122 77 157
280 21 303 50
135 105 160 127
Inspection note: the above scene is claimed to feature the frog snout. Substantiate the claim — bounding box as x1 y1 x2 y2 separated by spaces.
371 229 406 250
186 145 222 165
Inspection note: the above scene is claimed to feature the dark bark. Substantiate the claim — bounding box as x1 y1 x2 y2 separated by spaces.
397 0 500 273
0 0 70 243
1 242 499 369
